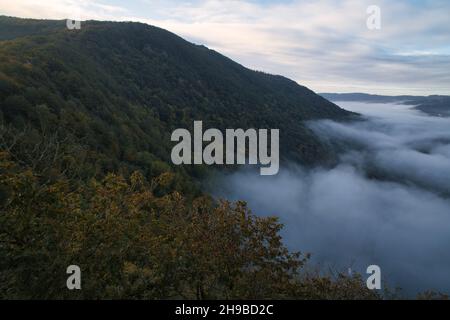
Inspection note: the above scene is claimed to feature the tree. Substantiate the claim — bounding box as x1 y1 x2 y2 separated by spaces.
0 153 309 299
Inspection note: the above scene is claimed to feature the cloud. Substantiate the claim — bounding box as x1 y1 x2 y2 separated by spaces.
0 0 128 21
130 0 450 95
1 0 449 95
214 102 450 295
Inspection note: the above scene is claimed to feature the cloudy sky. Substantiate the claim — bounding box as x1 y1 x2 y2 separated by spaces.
1 0 450 95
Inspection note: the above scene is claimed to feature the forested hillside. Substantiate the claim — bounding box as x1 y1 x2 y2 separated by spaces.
0 17 384 300
0 16 351 189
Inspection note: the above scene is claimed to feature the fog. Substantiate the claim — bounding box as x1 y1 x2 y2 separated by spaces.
213 101 450 295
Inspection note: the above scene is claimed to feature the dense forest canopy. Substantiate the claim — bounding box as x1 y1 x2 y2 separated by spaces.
0 16 351 187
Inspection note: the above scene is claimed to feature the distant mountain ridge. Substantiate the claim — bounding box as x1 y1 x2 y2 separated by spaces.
321 93 450 117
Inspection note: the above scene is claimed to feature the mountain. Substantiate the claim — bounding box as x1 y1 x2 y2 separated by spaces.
408 96 450 117
0 16 351 190
320 92 421 103
321 93 450 117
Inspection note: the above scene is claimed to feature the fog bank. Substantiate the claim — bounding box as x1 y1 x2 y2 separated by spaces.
214 102 450 295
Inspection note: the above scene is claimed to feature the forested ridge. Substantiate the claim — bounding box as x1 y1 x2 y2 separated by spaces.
0 16 351 186
0 16 393 299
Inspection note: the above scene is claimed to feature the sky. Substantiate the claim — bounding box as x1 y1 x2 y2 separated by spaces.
1 0 449 95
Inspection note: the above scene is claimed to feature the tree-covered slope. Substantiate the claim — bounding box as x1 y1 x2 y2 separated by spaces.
0 16 350 187
0 16 65 40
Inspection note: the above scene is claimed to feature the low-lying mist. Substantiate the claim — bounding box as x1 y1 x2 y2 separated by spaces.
213 101 450 295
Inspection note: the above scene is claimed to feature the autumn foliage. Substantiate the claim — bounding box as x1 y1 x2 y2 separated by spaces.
0 151 382 299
